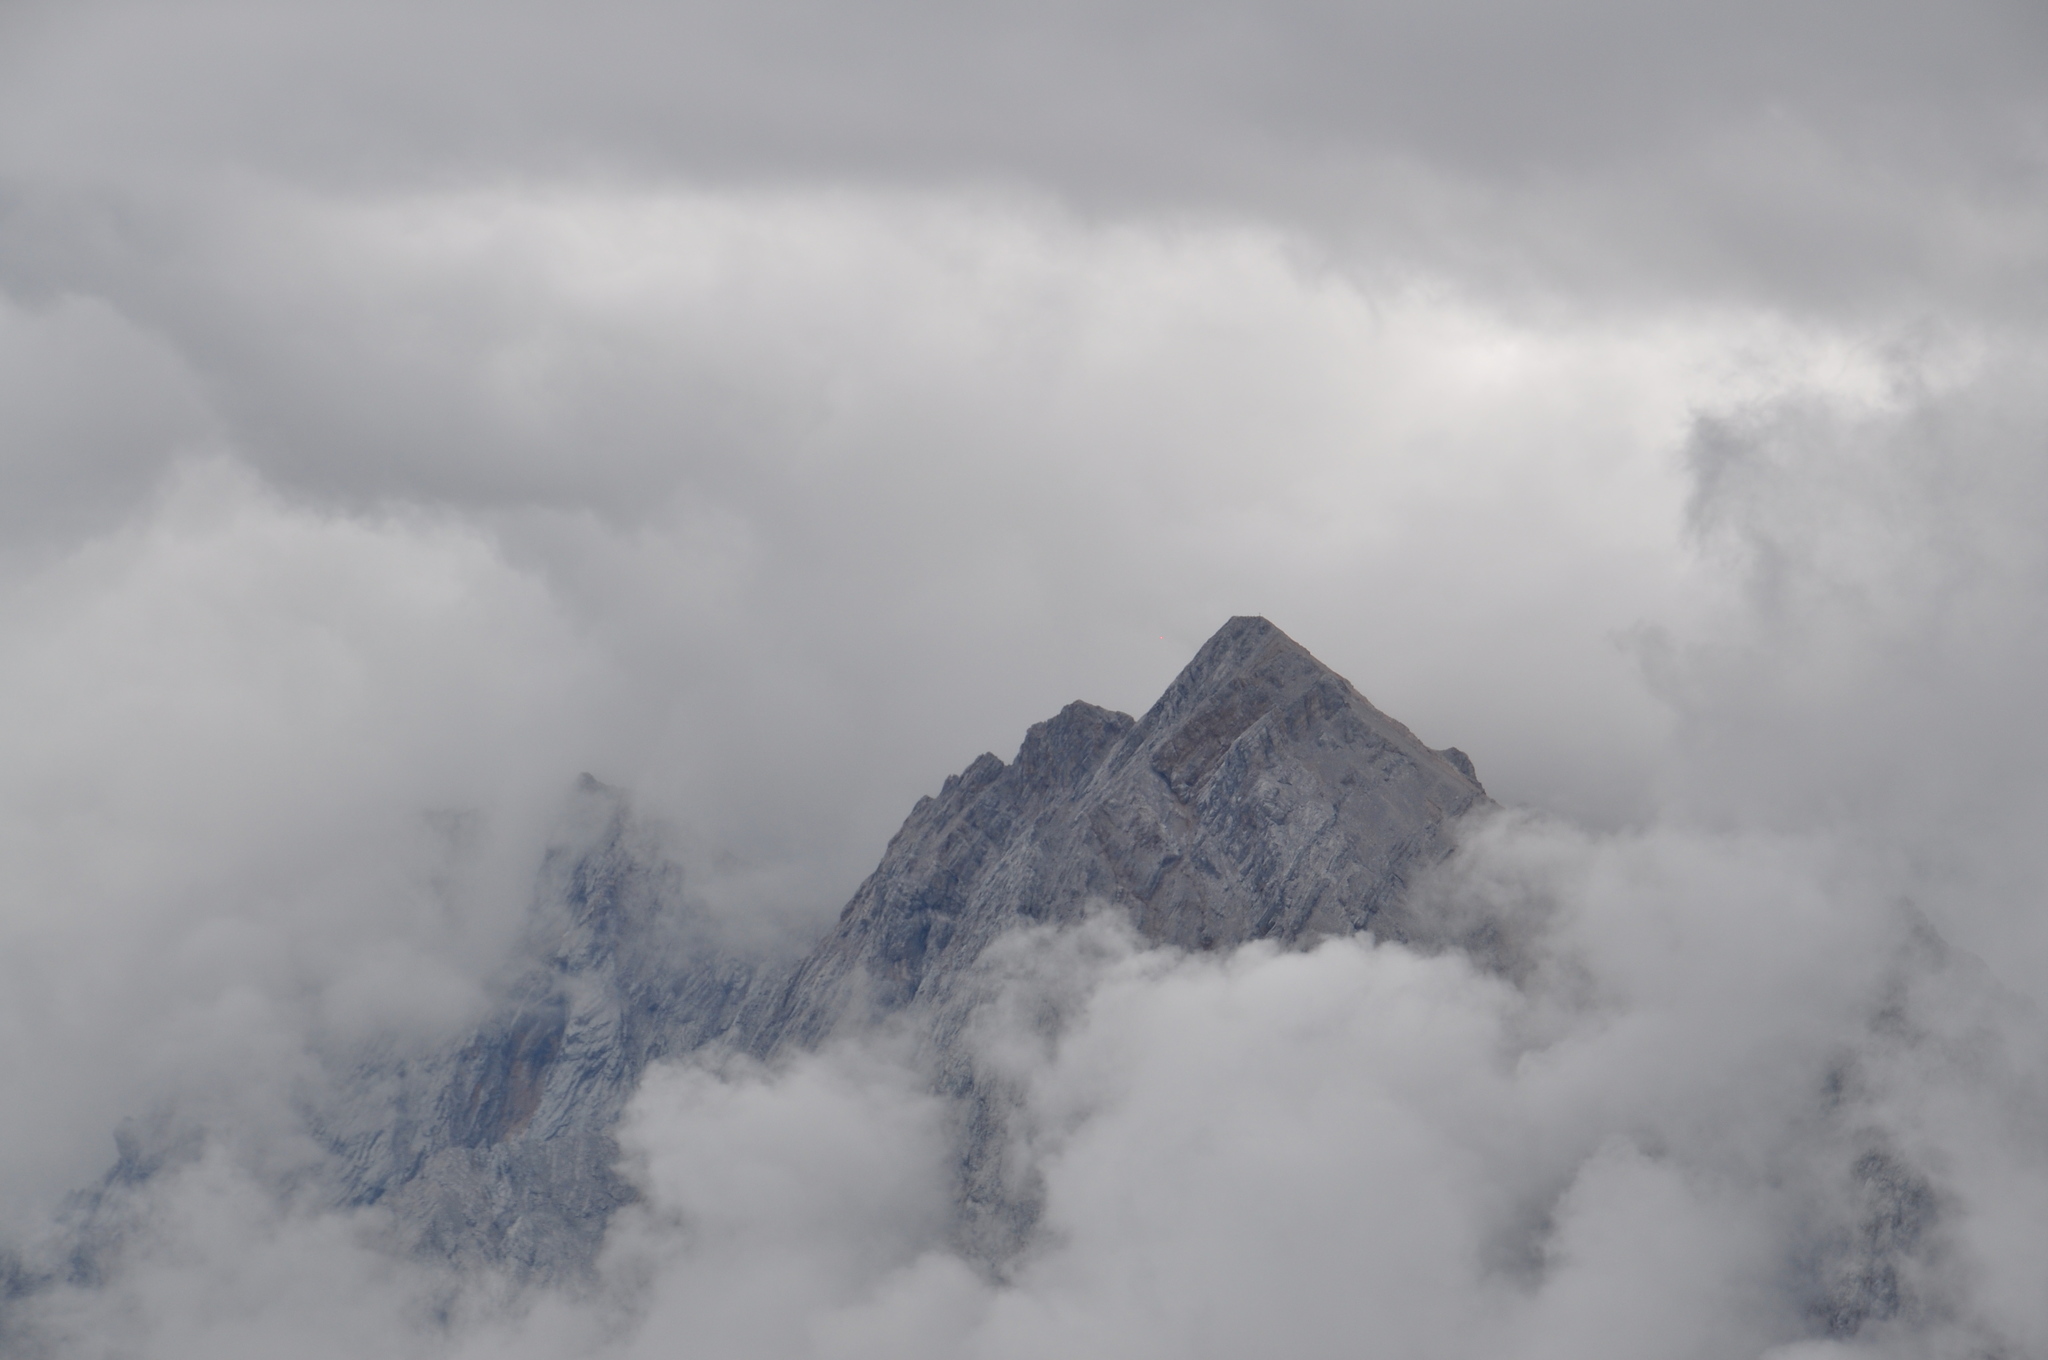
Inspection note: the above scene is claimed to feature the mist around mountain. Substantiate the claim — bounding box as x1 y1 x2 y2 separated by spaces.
5 609 2047 1359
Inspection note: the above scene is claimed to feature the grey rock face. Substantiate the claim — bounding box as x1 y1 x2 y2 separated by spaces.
737 615 1490 1057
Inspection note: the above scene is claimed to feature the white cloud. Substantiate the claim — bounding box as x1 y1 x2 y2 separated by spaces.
3 181 1941 847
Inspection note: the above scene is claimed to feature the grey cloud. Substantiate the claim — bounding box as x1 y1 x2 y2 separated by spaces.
1649 344 2048 972
2 185 1762 857
3 0 2046 310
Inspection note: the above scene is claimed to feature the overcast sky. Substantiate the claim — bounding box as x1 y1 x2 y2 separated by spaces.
3 3 2048 1356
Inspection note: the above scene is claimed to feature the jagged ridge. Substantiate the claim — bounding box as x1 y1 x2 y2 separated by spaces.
736 615 1489 1057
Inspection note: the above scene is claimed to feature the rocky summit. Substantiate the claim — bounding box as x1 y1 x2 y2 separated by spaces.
45 617 1491 1286
737 614 1489 1058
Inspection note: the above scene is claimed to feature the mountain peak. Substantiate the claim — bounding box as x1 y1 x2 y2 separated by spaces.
1133 616 1419 806
1206 612 1291 648
1170 614 1311 689
1144 617 1337 730
745 616 1489 1046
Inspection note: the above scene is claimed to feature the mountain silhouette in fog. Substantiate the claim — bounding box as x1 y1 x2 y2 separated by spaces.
53 618 1492 1282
